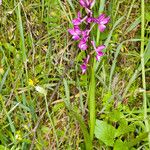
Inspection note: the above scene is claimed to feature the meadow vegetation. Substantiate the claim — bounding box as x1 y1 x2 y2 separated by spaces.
0 0 150 149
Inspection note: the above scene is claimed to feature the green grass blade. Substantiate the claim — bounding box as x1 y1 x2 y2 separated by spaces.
16 3 26 62
0 68 10 93
57 0 72 24
99 0 106 13
123 40 150 98
109 39 141 90
67 0 75 12
125 17 141 35
70 110 93 150
63 79 71 108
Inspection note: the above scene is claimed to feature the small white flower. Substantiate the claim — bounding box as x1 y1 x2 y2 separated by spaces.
35 86 47 95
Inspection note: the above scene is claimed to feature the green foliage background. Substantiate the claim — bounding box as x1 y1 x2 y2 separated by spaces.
0 0 150 149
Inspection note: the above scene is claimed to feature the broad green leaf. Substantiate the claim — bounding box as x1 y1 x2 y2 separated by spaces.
102 91 112 105
95 120 116 146
114 139 128 150
127 132 148 148
115 122 135 137
108 110 123 122
145 11 150 21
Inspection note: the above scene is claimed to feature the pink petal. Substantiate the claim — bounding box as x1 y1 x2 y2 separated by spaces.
68 29 75 35
98 24 106 32
98 14 105 21
82 30 89 41
91 40 96 50
78 40 88 50
83 55 90 64
96 53 103 61
68 28 81 36
74 28 81 35
96 55 101 61
79 0 87 7
101 16 110 24
97 51 103 56
72 18 81 26
86 17 93 23
77 11 82 18
81 64 87 74
96 45 106 52
72 35 80 40
90 0 96 8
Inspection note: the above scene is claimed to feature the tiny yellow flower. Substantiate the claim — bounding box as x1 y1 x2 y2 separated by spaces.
28 79 34 86
0 67 4 74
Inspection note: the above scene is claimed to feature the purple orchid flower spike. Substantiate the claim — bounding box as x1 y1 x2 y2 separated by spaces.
68 1 109 72
81 55 90 74
95 14 110 32
91 41 105 61
68 26 81 40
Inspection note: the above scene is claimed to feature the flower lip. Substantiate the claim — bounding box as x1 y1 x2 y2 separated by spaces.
96 45 106 52
98 24 106 32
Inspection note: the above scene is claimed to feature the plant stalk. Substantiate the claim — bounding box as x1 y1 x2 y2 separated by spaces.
89 60 96 141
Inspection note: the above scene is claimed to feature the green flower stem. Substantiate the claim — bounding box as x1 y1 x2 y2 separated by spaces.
89 59 96 141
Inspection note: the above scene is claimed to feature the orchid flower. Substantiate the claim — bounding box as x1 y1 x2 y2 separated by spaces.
91 41 105 61
68 26 81 40
94 14 110 32
80 55 90 74
78 39 88 50
78 30 90 50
